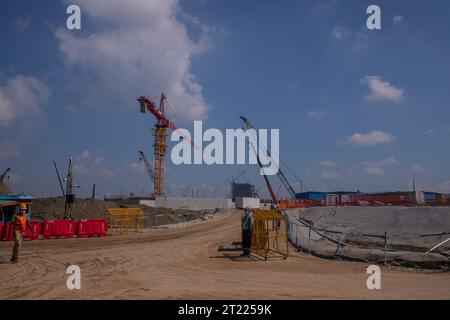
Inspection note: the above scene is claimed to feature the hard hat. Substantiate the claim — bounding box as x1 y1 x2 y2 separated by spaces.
19 203 27 211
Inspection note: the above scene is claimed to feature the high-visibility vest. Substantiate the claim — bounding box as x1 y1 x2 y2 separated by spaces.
241 213 253 231
11 214 27 232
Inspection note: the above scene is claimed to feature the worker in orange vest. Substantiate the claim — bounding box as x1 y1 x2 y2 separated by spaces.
10 203 32 263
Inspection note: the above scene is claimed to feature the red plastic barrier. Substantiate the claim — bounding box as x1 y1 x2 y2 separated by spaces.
4 223 13 241
23 222 43 241
43 220 76 239
77 219 107 238
0 222 3 240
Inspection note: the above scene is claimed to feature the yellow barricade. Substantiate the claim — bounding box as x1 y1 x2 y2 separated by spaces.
108 207 145 236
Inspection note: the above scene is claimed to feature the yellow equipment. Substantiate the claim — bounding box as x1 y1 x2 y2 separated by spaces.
251 210 289 260
108 208 144 236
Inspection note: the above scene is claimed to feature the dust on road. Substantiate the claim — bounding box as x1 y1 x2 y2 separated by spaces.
0 210 449 299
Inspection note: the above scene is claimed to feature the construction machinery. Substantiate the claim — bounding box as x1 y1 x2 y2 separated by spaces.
240 116 311 209
138 93 193 197
240 116 297 200
138 150 154 183
138 93 171 197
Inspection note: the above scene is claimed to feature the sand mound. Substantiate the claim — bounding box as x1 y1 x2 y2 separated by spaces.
287 206 450 269
0 182 12 195
30 197 216 227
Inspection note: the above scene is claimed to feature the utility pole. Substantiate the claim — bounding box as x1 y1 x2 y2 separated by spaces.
64 158 76 220
412 176 417 206
92 184 96 199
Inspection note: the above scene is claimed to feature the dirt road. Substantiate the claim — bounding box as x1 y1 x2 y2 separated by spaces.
0 210 449 299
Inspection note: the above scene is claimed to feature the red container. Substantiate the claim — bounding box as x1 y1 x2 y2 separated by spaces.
0 222 4 240
23 222 43 241
43 220 76 239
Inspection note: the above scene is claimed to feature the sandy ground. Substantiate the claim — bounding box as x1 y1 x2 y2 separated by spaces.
0 210 449 300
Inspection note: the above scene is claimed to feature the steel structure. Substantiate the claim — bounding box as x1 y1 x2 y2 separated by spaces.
138 93 193 198
138 94 172 197
240 116 297 199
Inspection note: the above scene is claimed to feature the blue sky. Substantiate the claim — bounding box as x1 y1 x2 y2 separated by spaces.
1 0 449 199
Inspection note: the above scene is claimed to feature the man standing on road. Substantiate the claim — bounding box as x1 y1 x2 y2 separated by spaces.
241 207 254 257
10 203 32 264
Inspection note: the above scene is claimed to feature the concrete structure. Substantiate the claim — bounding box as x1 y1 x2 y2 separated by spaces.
104 196 155 207
231 183 257 200
155 197 232 210
235 197 260 209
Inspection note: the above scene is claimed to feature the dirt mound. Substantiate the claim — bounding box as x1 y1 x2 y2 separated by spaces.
0 182 12 195
30 197 217 227
31 197 115 220
287 206 450 269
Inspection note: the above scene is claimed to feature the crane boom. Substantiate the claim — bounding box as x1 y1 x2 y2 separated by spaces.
0 168 11 183
139 150 154 179
240 116 297 199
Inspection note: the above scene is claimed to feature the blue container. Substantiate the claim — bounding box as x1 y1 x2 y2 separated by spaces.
295 192 327 201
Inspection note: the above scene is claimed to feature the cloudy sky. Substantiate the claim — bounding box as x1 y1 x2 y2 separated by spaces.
1 0 449 198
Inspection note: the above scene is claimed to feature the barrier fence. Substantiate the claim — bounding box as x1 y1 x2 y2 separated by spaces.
0 219 108 241
108 208 144 236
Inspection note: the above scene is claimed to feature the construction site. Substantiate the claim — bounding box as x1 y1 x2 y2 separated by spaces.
1 91 450 300
1 1 450 303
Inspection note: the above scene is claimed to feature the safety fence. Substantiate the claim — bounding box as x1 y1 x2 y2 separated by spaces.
108 208 144 236
0 208 229 240
0 219 108 241
251 210 289 260
284 213 450 266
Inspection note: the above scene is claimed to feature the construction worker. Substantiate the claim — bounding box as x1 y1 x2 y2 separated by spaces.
10 203 31 264
241 207 254 257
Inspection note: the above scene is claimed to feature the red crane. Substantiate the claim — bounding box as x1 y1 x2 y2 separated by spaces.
138 93 194 197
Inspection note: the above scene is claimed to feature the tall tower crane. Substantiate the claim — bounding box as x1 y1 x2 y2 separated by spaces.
138 93 192 197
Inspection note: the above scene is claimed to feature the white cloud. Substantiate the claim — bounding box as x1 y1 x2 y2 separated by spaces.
13 18 30 32
363 157 398 176
321 171 340 179
0 142 21 160
320 160 338 167
73 150 115 181
55 0 213 122
338 130 395 147
129 161 146 174
94 156 105 165
411 164 426 173
0 75 51 127
330 26 348 41
361 76 404 103
425 129 436 135
393 15 404 25
98 168 115 179
307 110 328 118
8 172 23 184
